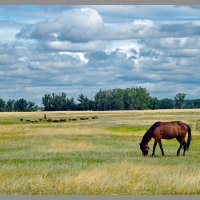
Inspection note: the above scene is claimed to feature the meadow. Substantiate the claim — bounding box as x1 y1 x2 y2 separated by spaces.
0 109 200 194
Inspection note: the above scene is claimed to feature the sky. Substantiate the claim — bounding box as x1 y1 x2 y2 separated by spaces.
1 5 200 105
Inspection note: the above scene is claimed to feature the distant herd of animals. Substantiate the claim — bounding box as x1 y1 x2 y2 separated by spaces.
19 114 98 123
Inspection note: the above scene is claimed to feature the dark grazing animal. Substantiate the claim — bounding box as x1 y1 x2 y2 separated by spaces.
69 117 77 121
140 121 191 157
92 116 98 119
80 117 86 120
60 119 66 122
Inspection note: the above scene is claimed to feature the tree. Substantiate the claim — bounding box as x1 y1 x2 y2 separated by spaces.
184 100 194 109
0 98 6 112
27 101 38 111
14 98 29 112
194 99 200 108
6 99 15 111
148 97 160 109
94 87 151 110
42 94 53 111
123 89 132 110
52 93 66 111
77 94 91 110
174 93 186 109
159 98 174 109
42 92 72 111
110 89 124 110
127 87 151 110
66 98 76 110
88 99 95 110
94 90 105 111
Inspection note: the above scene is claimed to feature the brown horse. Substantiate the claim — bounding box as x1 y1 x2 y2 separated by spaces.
140 121 191 157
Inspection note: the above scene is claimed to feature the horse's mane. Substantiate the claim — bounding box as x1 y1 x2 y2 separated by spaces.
141 122 160 144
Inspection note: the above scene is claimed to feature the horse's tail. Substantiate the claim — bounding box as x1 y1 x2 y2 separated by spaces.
186 124 192 150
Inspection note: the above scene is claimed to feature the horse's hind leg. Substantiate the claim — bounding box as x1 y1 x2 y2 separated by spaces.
158 140 165 156
177 143 182 156
176 136 184 156
176 136 187 156
182 142 187 156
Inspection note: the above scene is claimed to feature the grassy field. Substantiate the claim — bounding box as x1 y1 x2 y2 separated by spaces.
0 109 200 194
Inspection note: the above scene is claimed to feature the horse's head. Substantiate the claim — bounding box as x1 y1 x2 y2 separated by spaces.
139 142 149 156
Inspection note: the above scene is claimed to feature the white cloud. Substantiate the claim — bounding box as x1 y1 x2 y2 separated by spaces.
59 52 89 64
17 7 104 42
104 40 141 59
143 37 200 49
44 40 105 51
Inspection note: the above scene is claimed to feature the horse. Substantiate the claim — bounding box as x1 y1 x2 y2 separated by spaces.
139 121 191 157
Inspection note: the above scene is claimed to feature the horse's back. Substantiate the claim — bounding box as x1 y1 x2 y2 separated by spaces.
158 121 187 129
153 121 188 139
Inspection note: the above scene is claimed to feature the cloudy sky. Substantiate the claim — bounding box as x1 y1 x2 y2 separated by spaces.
1 5 200 105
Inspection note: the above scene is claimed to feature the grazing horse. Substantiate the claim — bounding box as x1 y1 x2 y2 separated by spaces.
139 121 191 157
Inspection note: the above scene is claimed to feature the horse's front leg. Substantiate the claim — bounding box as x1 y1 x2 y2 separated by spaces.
152 140 157 156
158 140 165 156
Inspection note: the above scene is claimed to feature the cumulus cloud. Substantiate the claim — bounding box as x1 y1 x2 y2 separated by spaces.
16 7 200 43
15 7 161 43
17 8 104 42
42 40 105 52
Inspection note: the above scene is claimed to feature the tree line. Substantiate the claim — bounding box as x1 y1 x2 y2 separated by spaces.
1 87 200 112
41 87 200 111
0 98 38 112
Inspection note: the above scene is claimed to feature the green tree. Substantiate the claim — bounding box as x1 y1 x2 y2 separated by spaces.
77 94 91 110
42 93 70 111
194 99 200 108
174 93 186 109
94 87 151 110
6 99 15 111
110 89 124 110
94 90 106 111
123 89 132 110
0 98 6 112
159 98 174 109
42 93 81 111
27 101 38 111
52 93 65 111
148 97 160 109
42 94 53 111
128 87 151 110
66 98 76 110
14 98 29 112
88 99 95 110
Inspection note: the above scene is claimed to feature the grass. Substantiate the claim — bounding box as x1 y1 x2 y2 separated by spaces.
0 110 200 194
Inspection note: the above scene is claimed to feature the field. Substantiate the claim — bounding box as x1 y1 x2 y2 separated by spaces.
0 109 200 195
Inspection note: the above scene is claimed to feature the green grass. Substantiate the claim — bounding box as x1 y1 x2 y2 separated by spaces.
0 110 200 194
107 125 148 133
